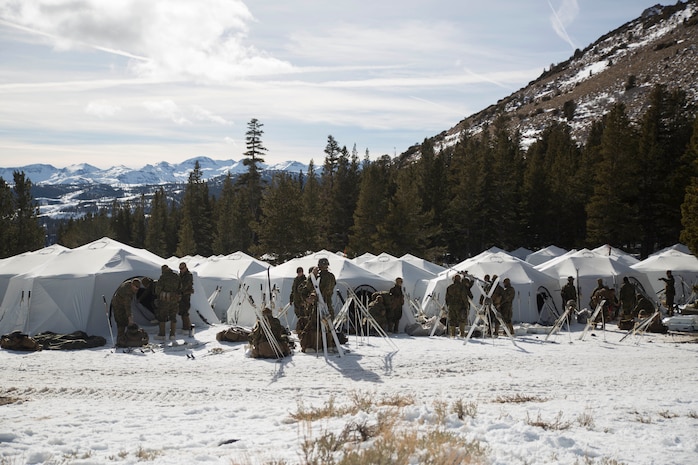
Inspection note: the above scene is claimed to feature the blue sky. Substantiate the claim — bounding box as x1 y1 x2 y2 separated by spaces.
0 0 665 169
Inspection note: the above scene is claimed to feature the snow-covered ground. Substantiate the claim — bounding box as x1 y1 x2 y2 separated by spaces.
1 322 696 465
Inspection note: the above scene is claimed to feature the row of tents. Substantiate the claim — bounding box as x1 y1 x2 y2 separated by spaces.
1 238 697 339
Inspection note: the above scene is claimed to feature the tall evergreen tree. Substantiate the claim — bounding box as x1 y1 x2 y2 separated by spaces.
130 195 147 248
145 188 169 257
680 116 698 255
212 173 237 255
636 85 694 256
586 103 640 247
234 118 267 249
178 161 213 256
0 177 14 258
10 171 45 254
348 156 393 255
253 172 306 261
301 161 323 252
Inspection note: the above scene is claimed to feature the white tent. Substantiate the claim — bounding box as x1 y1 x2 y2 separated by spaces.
591 244 639 267
536 248 654 309
631 249 698 304
0 244 68 304
525 245 568 266
186 252 269 320
509 247 533 261
421 251 561 323
227 250 393 329
0 238 219 339
360 253 438 302
400 253 447 275
352 252 377 265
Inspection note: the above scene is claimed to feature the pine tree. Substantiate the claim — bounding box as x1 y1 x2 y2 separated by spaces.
145 188 169 257
348 156 393 254
252 172 306 261
234 118 267 249
212 173 237 255
301 161 323 252
130 195 147 248
680 116 698 255
586 103 640 247
10 171 45 254
178 161 213 256
376 164 437 258
0 177 13 258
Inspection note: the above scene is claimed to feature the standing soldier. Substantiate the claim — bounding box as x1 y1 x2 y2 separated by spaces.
155 265 180 341
178 262 194 334
445 274 468 338
316 258 336 319
388 277 405 333
500 278 515 335
112 278 141 342
659 270 676 316
561 276 577 308
290 266 307 317
618 276 637 319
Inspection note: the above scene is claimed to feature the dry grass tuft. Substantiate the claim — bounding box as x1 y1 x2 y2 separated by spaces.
494 393 547 404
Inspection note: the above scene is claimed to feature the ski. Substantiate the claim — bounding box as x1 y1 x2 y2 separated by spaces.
619 310 660 342
579 299 606 341
309 273 344 357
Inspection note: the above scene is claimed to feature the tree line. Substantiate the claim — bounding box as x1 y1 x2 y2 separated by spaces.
3 86 698 263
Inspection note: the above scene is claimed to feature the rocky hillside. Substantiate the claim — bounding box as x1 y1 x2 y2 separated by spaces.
405 1 698 158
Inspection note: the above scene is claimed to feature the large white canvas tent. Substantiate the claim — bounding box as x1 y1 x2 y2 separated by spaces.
400 253 447 275
359 253 438 302
592 244 640 267
186 252 269 321
631 249 698 304
420 251 561 323
525 245 568 266
0 244 68 304
227 250 393 329
536 248 654 309
0 238 219 339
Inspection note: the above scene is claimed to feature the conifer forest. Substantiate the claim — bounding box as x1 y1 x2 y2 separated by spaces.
3 86 698 263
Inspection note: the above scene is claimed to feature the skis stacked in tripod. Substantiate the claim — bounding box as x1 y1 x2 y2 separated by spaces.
579 299 606 341
464 277 516 346
309 273 344 358
545 303 576 342
619 310 660 343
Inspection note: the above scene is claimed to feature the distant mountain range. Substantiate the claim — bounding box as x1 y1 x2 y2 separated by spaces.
0 157 310 186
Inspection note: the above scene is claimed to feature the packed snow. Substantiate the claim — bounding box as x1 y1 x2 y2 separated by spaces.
1 321 696 465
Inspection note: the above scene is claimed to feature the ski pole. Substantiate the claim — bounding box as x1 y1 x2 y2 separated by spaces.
103 295 115 348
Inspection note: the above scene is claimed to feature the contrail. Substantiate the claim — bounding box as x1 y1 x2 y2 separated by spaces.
547 0 577 51
0 18 149 61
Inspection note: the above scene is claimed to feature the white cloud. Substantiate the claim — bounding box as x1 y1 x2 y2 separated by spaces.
0 0 294 82
142 99 190 125
84 99 121 118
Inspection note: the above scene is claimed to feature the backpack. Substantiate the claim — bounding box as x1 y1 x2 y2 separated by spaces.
0 331 42 352
116 324 149 347
216 326 251 343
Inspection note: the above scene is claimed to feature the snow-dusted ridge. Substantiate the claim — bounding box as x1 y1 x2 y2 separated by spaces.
0 156 311 186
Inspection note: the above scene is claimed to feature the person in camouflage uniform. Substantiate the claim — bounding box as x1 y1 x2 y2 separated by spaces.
489 275 505 336
290 266 307 318
367 293 388 333
387 277 405 333
619 276 637 318
249 308 291 358
445 274 470 338
560 276 577 308
316 258 336 319
659 270 676 316
112 278 141 340
155 264 180 340
178 262 194 332
500 278 515 335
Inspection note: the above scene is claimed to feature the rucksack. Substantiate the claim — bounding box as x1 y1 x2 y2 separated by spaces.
116 324 149 347
0 331 41 352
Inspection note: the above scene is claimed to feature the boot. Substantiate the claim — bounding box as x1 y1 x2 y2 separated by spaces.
181 314 192 331
459 323 466 338
169 321 177 340
155 322 166 341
